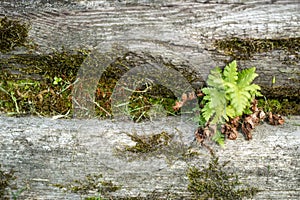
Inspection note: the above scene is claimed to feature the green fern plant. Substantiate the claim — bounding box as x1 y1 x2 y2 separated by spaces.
198 60 261 146
201 60 261 124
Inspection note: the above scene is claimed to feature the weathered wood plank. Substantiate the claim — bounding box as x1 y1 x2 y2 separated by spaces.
0 115 299 199
0 0 299 91
0 2 299 199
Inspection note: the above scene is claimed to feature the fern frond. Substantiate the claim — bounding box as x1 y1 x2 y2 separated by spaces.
226 105 236 119
198 60 262 146
201 60 261 124
223 60 238 83
244 84 261 96
202 103 214 122
229 89 252 116
206 67 224 89
212 130 225 147
237 67 258 87
202 87 227 123
224 66 261 117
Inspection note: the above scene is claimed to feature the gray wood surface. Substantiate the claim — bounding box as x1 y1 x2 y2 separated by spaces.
0 1 299 199
0 0 299 89
0 115 299 199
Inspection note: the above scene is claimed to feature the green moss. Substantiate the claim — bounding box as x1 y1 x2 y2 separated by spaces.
260 86 299 101
0 49 183 118
52 173 121 196
214 37 299 63
115 131 200 164
0 164 16 199
127 84 177 122
0 17 33 53
0 49 89 116
257 85 300 115
94 52 190 120
187 152 260 200
123 131 173 153
258 98 300 116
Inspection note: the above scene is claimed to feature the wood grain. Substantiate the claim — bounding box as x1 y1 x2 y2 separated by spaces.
0 0 299 90
0 115 299 199
0 1 299 199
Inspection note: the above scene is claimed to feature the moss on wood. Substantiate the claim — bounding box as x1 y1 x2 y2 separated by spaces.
214 37 300 64
187 152 260 200
52 173 121 197
0 17 33 53
0 49 89 116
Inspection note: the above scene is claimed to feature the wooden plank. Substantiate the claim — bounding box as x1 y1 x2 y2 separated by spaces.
0 115 299 199
0 0 299 91
0 2 299 199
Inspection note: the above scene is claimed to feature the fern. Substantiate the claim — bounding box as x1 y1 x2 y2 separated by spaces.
202 87 227 123
212 130 225 147
223 60 238 83
201 60 261 124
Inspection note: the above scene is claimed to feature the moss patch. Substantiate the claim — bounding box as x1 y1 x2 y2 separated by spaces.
127 84 177 122
115 131 200 163
0 164 27 200
52 173 121 196
260 85 299 100
257 86 300 115
122 131 173 153
258 98 300 116
94 53 180 120
214 37 300 63
187 152 260 200
0 50 183 118
0 17 33 53
0 49 89 116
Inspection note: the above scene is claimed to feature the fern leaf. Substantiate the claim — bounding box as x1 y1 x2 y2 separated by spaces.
201 61 261 124
206 67 224 89
202 87 227 124
227 86 252 116
244 84 261 96
237 67 258 87
212 130 225 147
225 105 236 119
224 60 238 84
202 103 214 122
